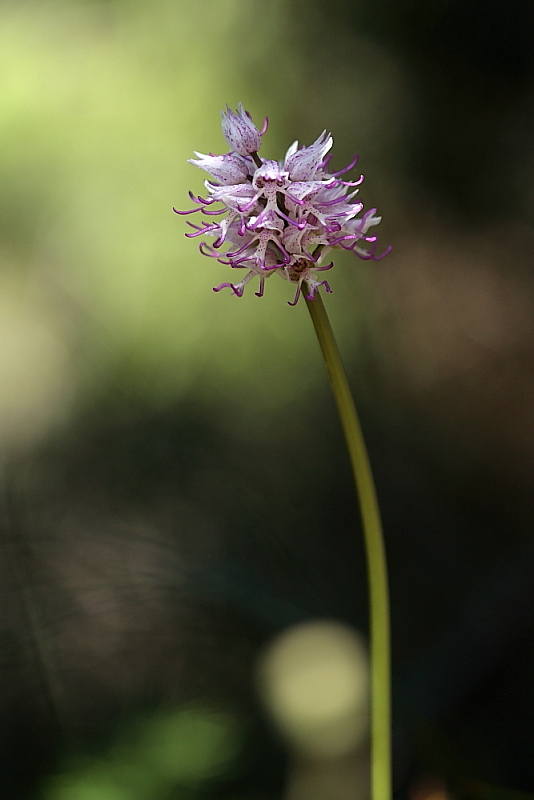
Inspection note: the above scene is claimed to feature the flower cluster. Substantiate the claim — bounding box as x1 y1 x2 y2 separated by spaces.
175 103 390 305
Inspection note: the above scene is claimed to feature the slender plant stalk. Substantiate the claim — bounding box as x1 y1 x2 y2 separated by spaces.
304 289 391 800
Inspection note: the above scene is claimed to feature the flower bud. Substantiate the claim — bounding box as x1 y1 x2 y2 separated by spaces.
220 103 261 156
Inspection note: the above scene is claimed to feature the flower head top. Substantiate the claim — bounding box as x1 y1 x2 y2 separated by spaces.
220 103 263 156
175 104 390 305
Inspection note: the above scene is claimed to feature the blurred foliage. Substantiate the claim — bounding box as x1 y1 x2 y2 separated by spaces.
42 705 240 800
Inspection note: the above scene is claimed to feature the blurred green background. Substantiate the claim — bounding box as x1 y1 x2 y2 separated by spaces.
1 0 534 797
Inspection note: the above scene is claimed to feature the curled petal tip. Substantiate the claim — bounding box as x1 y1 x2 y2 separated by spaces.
173 206 201 215
374 245 392 261
213 282 234 293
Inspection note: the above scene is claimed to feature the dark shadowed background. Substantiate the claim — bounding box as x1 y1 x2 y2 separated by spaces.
1 0 533 797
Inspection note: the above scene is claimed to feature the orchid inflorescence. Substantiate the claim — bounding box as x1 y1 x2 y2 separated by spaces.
175 104 390 305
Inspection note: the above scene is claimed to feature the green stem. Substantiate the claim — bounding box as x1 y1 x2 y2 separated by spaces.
304 290 391 800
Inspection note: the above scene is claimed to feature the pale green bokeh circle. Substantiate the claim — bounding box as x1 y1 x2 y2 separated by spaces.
257 620 369 758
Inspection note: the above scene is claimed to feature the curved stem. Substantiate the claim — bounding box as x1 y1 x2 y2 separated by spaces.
304 290 391 800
